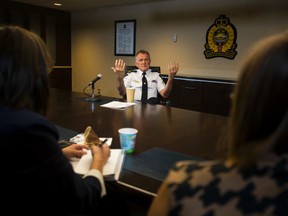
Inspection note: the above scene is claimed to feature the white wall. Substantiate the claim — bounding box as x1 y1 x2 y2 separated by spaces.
71 0 288 98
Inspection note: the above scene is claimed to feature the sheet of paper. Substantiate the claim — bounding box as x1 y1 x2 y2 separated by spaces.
70 135 112 146
100 101 136 109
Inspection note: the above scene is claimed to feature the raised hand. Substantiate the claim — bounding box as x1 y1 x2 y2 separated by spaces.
111 59 126 78
168 62 179 79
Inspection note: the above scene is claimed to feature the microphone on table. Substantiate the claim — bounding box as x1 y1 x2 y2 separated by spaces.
89 74 102 85
85 73 102 102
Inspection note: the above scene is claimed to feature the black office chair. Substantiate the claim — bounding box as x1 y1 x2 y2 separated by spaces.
124 65 161 75
124 66 171 106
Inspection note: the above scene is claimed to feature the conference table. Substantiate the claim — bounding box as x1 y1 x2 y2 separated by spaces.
47 88 229 213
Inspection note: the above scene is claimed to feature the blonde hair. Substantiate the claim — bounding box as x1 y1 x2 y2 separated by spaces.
228 31 288 167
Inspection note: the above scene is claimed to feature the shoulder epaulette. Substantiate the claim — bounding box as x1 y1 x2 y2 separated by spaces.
128 69 137 73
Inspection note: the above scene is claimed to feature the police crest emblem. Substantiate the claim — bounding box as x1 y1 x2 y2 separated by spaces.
204 15 237 59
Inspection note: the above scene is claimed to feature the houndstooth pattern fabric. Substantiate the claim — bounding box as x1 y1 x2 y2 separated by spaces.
164 154 288 216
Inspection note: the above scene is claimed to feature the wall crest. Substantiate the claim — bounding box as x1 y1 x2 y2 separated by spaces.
204 15 237 60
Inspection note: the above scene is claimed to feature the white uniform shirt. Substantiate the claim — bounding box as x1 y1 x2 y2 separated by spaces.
123 69 165 101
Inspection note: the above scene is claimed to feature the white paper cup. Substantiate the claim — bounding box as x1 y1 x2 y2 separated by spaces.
118 128 138 153
126 87 135 102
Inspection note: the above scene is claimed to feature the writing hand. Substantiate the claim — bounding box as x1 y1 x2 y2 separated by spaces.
90 144 111 172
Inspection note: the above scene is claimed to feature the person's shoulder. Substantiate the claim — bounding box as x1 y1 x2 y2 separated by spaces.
174 159 221 169
165 160 231 187
146 70 160 78
125 68 136 75
0 106 39 120
0 106 58 141
170 159 228 178
127 69 138 74
126 69 140 78
17 108 46 122
0 106 53 129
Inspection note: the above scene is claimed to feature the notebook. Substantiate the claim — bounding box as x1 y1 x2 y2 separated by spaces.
68 133 125 181
73 148 125 181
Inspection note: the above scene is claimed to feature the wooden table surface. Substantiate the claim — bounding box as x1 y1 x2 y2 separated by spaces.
47 88 229 210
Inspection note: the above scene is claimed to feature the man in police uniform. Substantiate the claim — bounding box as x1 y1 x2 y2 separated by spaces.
111 49 179 103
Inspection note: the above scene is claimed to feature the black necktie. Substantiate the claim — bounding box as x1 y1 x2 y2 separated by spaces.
141 72 148 103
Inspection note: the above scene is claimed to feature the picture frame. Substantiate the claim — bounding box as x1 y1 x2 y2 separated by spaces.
114 19 136 56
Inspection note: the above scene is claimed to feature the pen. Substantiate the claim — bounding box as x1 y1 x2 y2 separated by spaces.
98 138 108 147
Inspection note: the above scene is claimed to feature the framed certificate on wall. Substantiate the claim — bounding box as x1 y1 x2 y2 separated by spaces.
114 19 136 56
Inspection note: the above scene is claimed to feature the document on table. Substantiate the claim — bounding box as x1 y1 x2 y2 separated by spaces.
69 134 113 146
100 101 136 109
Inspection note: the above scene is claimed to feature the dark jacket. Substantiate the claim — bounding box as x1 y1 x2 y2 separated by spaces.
1 106 102 215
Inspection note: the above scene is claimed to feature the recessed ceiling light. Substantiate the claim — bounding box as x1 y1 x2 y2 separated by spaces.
54 2 62 7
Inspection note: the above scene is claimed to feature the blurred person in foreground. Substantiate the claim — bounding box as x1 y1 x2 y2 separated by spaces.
0 25 111 215
148 31 288 215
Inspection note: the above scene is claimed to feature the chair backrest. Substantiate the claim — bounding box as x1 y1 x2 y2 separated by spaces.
125 66 161 76
150 66 161 73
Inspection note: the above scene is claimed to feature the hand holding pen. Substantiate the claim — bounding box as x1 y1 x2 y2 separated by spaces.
98 138 108 147
90 142 111 172
90 138 109 158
